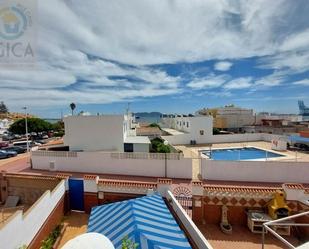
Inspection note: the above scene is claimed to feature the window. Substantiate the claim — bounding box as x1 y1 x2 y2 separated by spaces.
200 130 204 135
183 122 185 125
187 122 189 128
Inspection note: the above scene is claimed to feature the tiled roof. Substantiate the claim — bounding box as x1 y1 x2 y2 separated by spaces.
4 172 57 181
136 126 161 135
192 180 203 187
284 183 304 190
56 173 72 179
204 184 281 194
98 179 157 189
157 178 172 184
83 174 98 180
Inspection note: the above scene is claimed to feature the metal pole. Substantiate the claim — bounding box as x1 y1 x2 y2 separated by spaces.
264 211 309 225
264 226 295 249
23 107 29 153
262 225 265 249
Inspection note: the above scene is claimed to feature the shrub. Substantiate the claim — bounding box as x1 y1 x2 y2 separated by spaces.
40 225 62 249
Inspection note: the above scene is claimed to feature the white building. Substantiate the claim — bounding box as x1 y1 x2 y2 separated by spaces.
63 114 150 152
0 118 12 135
161 115 213 144
198 105 255 130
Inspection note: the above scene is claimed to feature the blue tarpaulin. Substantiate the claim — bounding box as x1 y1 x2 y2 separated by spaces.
87 193 192 249
289 135 309 143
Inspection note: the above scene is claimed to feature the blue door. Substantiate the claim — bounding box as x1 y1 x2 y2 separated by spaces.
68 178 84 211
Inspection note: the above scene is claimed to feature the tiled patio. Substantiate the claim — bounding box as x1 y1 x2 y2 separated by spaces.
198 224 301 249
56 211 89 248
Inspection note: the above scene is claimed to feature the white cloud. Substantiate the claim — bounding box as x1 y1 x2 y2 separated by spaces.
214 61 233 71
187 74 228 89
293 79 309 86
36 0 307 65
254 72 285 87
224 77 252 89
0 0 308 112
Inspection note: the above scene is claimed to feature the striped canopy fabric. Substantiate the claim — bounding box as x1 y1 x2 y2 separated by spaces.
88 193 192 249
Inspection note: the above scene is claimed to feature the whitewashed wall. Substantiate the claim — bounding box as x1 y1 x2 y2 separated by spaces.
202 160 309 183
64 115 124 151
0 181 65 249
31 151 192 179
207 133 263 143
133 143 149 153
162 134 192 145
166 191 213 249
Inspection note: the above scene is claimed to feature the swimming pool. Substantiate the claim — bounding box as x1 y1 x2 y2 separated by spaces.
202 147 284 161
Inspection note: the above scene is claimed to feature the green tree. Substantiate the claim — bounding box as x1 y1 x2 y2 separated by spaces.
157 143 171 153
122 236 138 249
9 118 53 134
0 101 8 113
213 127 220 135
70 103 76 115
149 123 161 129
150 137 171 153
52 121 64 131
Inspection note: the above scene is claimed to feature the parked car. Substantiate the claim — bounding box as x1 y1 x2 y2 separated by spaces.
0 141 9 148
0 150 17 159
2 134 14 141
13 141 34 148
2 146 27 154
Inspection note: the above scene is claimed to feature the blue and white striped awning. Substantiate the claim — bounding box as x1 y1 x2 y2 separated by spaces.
88 193 192 249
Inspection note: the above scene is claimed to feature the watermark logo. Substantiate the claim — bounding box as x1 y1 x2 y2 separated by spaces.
0 0 36 68
0 5 29 40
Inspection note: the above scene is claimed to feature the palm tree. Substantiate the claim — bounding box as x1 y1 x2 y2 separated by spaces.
70 103 76 116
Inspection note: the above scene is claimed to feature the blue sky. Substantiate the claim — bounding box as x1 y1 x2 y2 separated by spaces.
1 0 309 118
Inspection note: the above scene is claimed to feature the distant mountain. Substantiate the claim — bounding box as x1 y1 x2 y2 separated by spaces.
133 112 162 123
134 112 162 117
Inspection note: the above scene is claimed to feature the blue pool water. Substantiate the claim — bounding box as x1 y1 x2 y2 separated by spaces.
202 147 284 161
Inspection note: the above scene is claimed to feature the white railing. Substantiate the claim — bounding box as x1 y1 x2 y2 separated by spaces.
111 152 183 160
262 211 309 249
166 191 213 249
32 150 183 160
32 150 77 157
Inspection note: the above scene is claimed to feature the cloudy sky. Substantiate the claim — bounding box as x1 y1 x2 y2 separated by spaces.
1 0 309 117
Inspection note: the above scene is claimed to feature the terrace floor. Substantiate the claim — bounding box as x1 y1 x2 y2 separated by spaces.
56 211 89 249
198 224 302 249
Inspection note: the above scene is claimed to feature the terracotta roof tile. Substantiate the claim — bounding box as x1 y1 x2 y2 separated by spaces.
157 178 172 184
56 173 72 179
98 179 157 189
192 180 203 187
204 184 281 194
5 172 57 181
84 174 98 180
136 127 161 136
284 183 304 190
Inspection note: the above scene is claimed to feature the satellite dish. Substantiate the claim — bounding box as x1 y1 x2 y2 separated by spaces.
61 233 115 249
